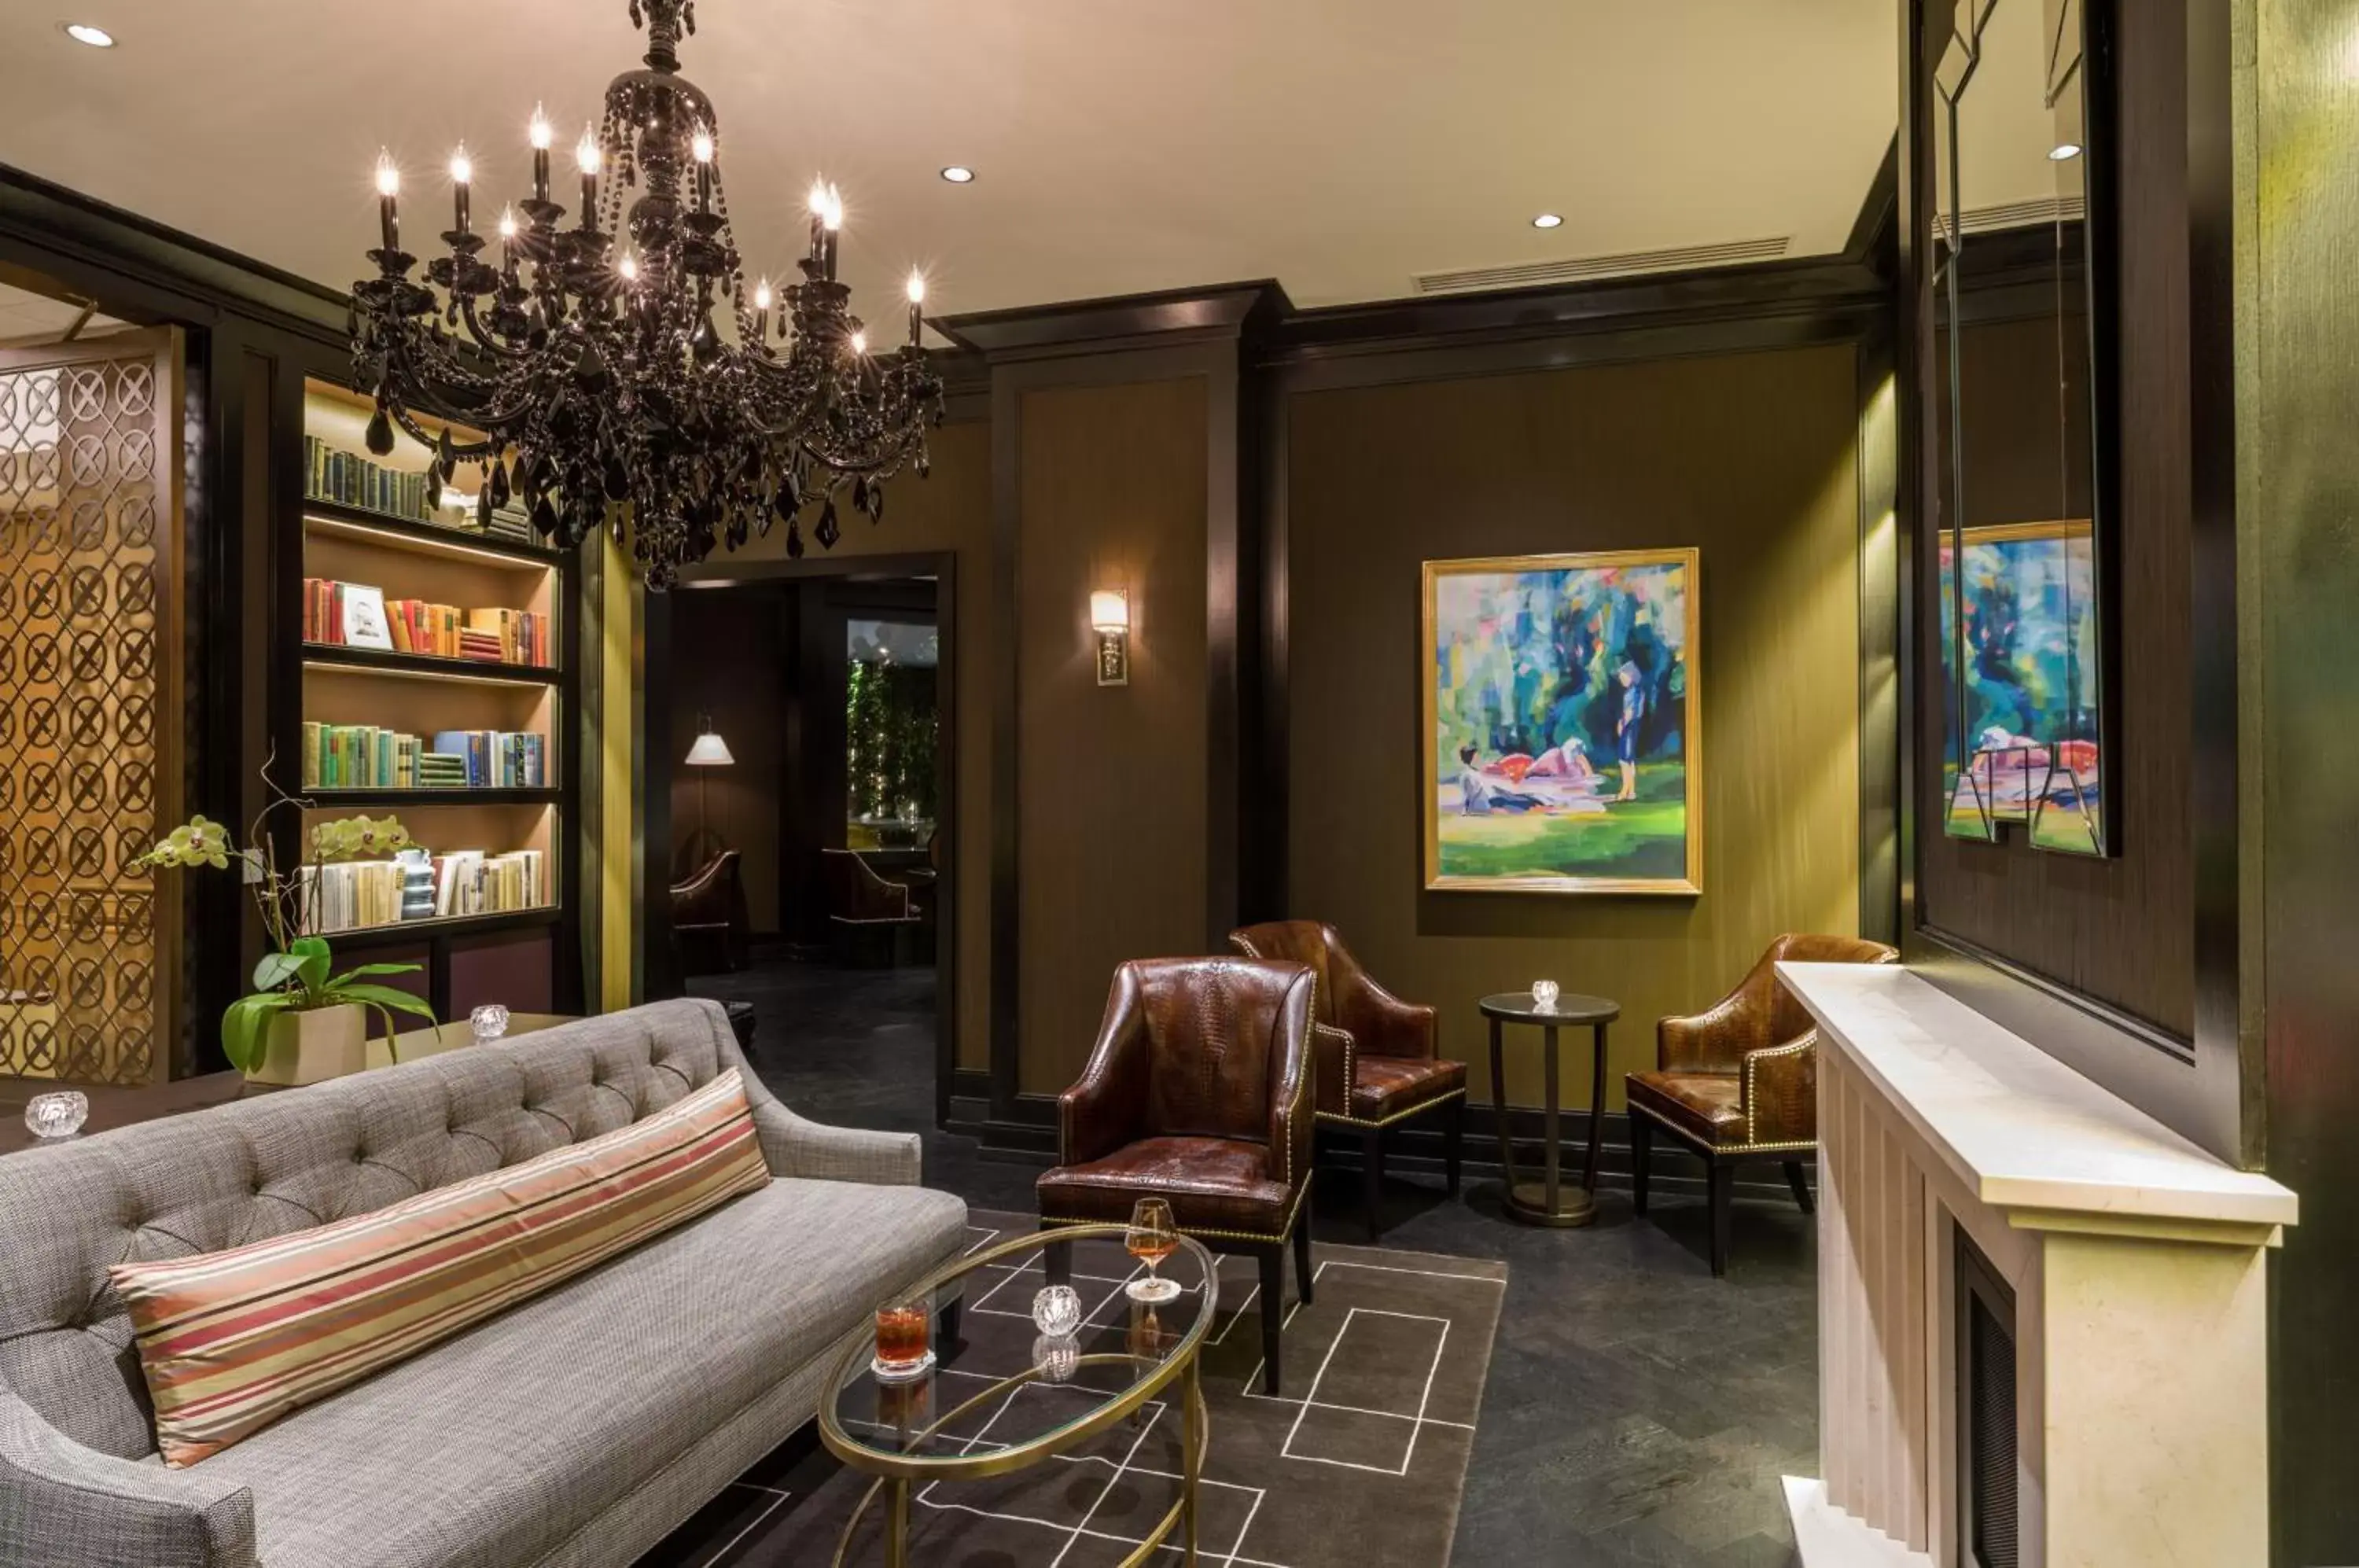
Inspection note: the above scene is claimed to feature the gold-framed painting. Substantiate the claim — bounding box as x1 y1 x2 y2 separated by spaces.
1421 548 1702 895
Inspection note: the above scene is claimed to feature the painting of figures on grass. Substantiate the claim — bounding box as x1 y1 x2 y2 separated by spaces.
1422 549 1701 894
1939 520 2103 856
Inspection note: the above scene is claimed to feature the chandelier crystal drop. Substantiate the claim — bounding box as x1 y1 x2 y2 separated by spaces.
348 0 944 588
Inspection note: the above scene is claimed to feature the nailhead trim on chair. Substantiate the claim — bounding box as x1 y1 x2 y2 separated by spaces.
1629 1099 1819 1157
1042 1179 1310 1247
1739 1032 1816 1147
1316 1085 1467 1131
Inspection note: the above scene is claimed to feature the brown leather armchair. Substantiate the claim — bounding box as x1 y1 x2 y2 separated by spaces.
820 847 925 966
1038 957 1318 1394
1627 933 1898 1275
1229 921 1467 1240
668 849 749 975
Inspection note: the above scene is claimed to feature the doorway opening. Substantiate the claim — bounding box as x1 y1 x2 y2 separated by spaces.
662 561 955 1137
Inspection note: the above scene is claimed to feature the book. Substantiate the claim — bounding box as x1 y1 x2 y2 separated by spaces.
304 434 434 526
304 580 548 668
300 726 535 790
300 845 545 933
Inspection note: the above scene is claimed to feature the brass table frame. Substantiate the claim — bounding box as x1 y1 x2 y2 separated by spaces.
816 1224 1216 1566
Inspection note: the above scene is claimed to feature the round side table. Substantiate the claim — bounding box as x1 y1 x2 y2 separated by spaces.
1478 992 1621 1228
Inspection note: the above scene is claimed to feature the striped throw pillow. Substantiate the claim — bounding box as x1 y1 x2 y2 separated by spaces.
111 1066 771 1466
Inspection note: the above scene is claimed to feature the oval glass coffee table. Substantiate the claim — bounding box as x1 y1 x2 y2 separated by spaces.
818 1224 1217 1566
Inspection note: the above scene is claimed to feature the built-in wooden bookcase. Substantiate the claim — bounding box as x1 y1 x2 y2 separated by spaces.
287 377 580 1018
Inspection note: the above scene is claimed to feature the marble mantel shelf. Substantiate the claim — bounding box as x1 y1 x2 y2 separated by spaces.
1777 962 2295 1242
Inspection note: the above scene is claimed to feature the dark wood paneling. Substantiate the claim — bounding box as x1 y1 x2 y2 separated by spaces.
446 929 555 1018
1286 345 1867 1109
1909 0 2196 1043
1015 377 1210 1095
667 594 788 927
2247 2 2359 1561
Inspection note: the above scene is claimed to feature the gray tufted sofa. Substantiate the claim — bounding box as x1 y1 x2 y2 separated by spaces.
0 998 970 1568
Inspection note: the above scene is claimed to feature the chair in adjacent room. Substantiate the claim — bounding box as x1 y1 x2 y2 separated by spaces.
1037 956 1318 1394
1229 920 1466 1241
819 846 926 966
668 848 749 976
1626 932 1899 1276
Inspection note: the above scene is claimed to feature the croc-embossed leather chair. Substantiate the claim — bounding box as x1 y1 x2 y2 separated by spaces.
1227 921 1467 1242
1627 933 1898 1275
1037 957 1317 1395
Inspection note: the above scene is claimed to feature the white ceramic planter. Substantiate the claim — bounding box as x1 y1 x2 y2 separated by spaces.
246 1003 368 1087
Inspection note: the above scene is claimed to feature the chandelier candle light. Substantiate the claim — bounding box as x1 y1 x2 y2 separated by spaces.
349 0 944 587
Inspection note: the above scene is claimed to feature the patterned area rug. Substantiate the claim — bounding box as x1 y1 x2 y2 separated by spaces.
641 1209 1506 1567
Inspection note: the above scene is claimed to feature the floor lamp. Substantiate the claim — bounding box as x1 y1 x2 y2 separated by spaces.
684 717 734 864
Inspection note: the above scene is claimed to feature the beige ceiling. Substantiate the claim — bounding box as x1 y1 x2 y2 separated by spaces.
0 279 127 344
0 1 1897 326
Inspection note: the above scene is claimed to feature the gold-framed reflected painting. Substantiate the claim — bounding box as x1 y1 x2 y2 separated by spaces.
1422 550 1701 895
1938 520 2104 856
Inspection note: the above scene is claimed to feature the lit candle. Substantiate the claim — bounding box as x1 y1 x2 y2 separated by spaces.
448 143 473 236
753 277 773 341
823 183 843 282
850 329 867 356
374 149 400 252
528 105 552 205
905 271 925 347
498 205 519 271
618 252 639 284
807 179 828 265
690 130 714 215
576 127 602 230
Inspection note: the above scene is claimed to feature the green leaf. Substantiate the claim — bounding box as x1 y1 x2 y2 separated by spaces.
251 951 308 993
221 992 297 1074
327 981 437 1021
328 962 424 988
286 936 334 993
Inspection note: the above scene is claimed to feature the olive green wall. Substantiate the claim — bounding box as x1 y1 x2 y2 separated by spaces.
1285 344 1865 1108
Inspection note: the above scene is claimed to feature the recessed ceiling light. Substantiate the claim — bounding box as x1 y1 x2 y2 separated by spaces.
62 21 115 46
2048 142 2082 161
1531 212 1563 230
940 166 976 184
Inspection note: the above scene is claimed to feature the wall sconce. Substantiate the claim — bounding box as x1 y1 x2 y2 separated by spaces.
1089 589 1130 686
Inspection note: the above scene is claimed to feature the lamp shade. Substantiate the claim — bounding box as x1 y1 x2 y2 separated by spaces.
684 731 735 766
1088 589 1130 633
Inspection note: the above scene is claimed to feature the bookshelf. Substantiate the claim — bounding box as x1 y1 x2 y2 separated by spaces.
288 377 581 1018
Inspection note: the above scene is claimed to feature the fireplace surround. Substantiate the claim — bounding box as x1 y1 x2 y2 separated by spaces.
1776 963 2296 1568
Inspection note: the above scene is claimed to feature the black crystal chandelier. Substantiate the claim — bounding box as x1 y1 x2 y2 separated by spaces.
349 0 943 588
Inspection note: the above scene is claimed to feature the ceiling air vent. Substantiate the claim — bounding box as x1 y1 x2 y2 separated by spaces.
1953 193 2085 233
1412 236 1792 296
1949 194 2087 241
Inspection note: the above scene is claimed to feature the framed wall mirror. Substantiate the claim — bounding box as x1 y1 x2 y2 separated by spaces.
1930 0 2118 856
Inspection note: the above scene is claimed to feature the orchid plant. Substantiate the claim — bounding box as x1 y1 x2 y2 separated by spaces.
135 771 437 1074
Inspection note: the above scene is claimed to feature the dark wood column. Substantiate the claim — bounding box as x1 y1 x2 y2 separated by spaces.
941 284 1284 1116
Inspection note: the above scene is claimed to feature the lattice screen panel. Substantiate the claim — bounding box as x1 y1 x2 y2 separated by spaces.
0 338 178 1084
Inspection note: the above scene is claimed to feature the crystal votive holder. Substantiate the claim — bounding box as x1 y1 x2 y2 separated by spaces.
24 1090 89 1140
1032 1334 1081 1384
1031 1283 1083 1339
469 1003 512 1045
1532 979 1561 1012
